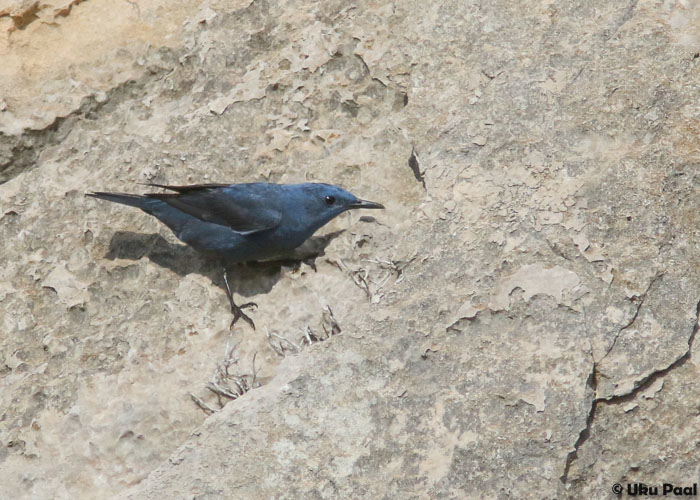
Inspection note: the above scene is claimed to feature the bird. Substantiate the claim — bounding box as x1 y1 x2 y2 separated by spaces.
87 182 384 328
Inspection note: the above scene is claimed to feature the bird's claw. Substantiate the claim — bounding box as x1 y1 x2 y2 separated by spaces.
223 269 257 330
229 301 258 330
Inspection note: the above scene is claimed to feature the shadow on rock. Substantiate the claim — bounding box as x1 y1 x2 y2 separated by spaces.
103 229 345 299
105 231 208 276
224 229 346 298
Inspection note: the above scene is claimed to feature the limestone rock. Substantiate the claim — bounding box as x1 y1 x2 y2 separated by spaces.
1 0 700 499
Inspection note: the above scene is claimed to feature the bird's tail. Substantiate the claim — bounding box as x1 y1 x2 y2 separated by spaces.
86 192 149 210
87 191 197 237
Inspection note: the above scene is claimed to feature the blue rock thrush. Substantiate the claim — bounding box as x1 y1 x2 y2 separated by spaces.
87 182 384 328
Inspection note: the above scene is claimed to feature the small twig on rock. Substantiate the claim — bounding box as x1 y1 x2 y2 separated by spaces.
322 305 342 339
251 351 258 388
266 327 301 356
190 392 218 415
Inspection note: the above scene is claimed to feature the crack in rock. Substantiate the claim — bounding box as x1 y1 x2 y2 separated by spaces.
560 297 700 485
408 146 426 189
600 272 663 362
560 359 598 484
1 73 166 184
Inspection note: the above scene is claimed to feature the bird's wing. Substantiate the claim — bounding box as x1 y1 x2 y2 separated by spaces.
144 182 232 192
145 185 281 234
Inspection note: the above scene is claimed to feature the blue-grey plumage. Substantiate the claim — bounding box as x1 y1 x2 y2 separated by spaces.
88 182 383 329
87 182 384 262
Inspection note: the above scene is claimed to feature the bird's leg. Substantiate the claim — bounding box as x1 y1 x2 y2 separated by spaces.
223 268 257 330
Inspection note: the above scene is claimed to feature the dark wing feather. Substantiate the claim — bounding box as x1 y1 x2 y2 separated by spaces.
143 183 233 193
145 185 281 234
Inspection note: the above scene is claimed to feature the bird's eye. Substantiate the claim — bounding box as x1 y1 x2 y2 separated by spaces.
325 195 336 205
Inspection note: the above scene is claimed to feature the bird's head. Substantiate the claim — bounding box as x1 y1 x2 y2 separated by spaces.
291 183 384 230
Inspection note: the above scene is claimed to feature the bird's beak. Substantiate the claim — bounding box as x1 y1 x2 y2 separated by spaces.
349 199 385 210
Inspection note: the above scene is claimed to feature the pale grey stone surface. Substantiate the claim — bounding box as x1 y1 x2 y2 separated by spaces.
2 0 700 498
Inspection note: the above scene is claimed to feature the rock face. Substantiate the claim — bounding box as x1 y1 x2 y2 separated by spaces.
2 0 700 498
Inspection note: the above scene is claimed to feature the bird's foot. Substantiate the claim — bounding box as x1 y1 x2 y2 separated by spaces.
229 301 257 330
223 268 257 330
